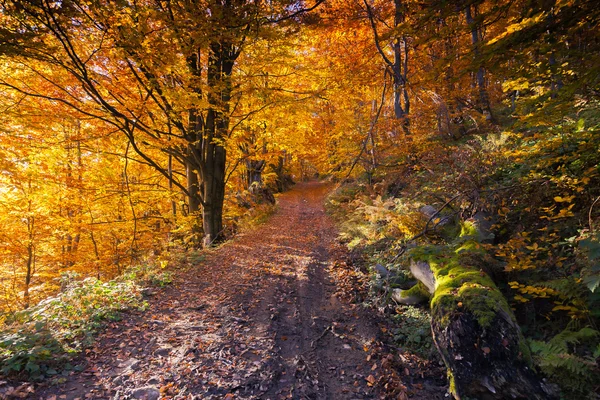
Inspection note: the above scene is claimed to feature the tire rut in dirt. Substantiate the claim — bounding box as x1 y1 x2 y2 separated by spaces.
265 243 378 399
31 183 384 400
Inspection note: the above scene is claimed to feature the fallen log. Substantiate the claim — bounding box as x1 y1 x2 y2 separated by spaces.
409 236 556 399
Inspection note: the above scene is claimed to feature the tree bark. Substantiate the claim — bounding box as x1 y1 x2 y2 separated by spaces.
24 197 34 310
409 238 556 399
364 0 410 133
392 0 409 124
465 4 494 122
199 40 236 246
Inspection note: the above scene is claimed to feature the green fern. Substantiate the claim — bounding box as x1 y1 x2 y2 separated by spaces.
530 327 600 398
538 278 588 301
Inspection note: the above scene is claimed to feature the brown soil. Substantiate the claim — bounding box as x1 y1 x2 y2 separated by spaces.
28 182 446 400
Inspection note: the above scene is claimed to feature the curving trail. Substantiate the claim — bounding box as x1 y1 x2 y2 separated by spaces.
36 182 444 400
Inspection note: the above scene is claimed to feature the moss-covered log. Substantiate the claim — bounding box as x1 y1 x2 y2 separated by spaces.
392 281 430 305
410 242 556 399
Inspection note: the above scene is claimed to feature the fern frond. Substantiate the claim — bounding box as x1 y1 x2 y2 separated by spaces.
536 278 587 301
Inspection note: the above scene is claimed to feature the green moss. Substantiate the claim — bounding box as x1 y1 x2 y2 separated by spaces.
460 220 479 238
403 281 431 300
440 220 460 239
410 243 511 329
448 369 457 398
410 242 535 368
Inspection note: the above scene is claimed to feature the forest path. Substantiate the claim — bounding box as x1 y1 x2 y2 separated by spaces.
38 182 441 400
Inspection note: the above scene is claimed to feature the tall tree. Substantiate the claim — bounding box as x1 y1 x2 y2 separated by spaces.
364 0 410 132
464 2 493 122
0 0 324 246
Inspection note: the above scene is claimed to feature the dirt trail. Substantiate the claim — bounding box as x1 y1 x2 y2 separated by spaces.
35 182 442 400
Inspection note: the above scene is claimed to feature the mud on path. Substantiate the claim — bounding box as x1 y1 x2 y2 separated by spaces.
36 182 445 400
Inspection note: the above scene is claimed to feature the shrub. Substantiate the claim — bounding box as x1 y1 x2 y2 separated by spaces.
391 305 436 358
0 274 147 379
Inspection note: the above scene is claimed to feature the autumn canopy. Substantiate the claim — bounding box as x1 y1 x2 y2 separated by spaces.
0 0 599 397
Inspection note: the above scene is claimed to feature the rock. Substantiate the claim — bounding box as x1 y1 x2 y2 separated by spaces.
374 263 390 278
420 205 437 218
131 386 160 400
140 287 156 297
390 277 417 289
147 376 160 385
468 212 495 243
120 358 141 371
420 205 452 226
112 375 125 385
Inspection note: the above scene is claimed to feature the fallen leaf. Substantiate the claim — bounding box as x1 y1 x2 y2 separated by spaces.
366 375 376 386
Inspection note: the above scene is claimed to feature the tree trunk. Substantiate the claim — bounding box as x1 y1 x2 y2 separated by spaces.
392 0 410 131
185 39 238 247
409 233 556 399
271 154 294 193
392 39 406 120
24 241 33 310
432 302 553 400
201 140 226 247
465 5 494 122
186 51 204 218
365 0 410 133
186 158 201 215
245 159 265 188
24 212 34 310
199 40 235 246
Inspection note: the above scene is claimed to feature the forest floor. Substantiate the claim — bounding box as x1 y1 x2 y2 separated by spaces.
29 182 446 400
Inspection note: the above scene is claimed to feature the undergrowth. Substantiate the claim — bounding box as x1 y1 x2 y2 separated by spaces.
0 260 172 380
327 186 437 359
391 305 436 358
327 109 600 397
530 327 600 398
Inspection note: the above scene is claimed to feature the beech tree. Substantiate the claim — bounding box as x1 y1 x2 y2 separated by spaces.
364 0 410 130
0 0 323 246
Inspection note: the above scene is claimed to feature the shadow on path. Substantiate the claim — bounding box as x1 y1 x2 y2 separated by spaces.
36 182 444 399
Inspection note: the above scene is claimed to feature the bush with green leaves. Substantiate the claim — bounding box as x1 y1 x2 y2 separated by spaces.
579 233 600 295
0 275 147 379
122 263 173 287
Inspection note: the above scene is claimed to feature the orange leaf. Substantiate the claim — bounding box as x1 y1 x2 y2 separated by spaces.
366 375 376 386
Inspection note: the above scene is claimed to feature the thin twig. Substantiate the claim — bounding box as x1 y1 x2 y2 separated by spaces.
345 72 388 180
311 326 331 348
589 196 600 234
